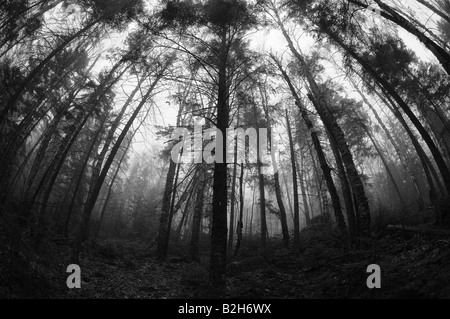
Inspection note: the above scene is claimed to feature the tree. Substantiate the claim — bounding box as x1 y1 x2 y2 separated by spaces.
157 0 260 291
271 55 349 247
285 108 300 246
71 56 172 263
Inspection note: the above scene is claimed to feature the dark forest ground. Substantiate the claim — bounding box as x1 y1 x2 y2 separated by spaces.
1 208 450 299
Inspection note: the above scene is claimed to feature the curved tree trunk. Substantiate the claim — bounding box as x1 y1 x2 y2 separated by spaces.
352 80 426 211
209 29 229 292
234 162 245 257
71 67 168 264
327 129 357 243
95 123 138 238
0 18 100 124
175 182 195 244
416 0 450 24
285 109 300 246
273 56 349 247
164 148 183 255
64 120 103 237
157 159 177 259
374 82 445 199
22 110 66 199
0 0 49 33
0 45 93 174
228 139 238 255
0 0 64 50
358 113 408 211
31 62 129 237
271 10 370 238
325 28 450 197
273 160 290 247
254 103 268 255
32 111 90 245
262 89 290 247
307 91 370 238
280 158 295 222
298 152 312 227
348 0 450 75
190 168 206 262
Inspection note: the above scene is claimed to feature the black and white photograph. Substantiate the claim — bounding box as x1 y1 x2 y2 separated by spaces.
1 0 450 301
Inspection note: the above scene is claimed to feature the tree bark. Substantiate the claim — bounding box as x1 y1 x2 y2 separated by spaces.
0 0 64 50
190 168 206 262
327 130 357 242
361 116 408 211
271 10 370 238
298 150 312 227
175 183 195 244
234 162 245 257
71 67 168 264
348 0 450 75
325 28 450 197
209 28 229 292
262 90 290 247
0 18 100 124
273 56 349 246
285 109 300 246
95 121 139 238
228 136 238 255
372 81 444 200
350 77 425 210
33 63 129 238
164 148 183 255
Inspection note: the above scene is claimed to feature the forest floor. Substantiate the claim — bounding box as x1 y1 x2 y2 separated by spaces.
2 209 450 299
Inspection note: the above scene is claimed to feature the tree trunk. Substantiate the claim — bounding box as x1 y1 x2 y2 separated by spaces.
64 120 104 237
273 57 349 246
209 29 229 292
373 81 444 200
234 162 245 257
95 123 137 238
0 45 92 175
416 0 450 24
164 149 183 255
0 0 49 33
190 168 206 262
360 115 408 211
71 67 167 264
309 145 322 219
327 132 357 242
262 92 290 247
298 150 312 227
22 110 66 199
307 92 367 238
173 173 196 221
285 109 300 246
33 111 90 244
228 137 238 255
350 77 425 210
0 18 100 123
273 162 290 248
157 160 176 259
33 63 129 238
326 29 450 197
272 11 369 238
348 0 450 75
0 0 64 50
175 185 195 244
280 160 294 223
